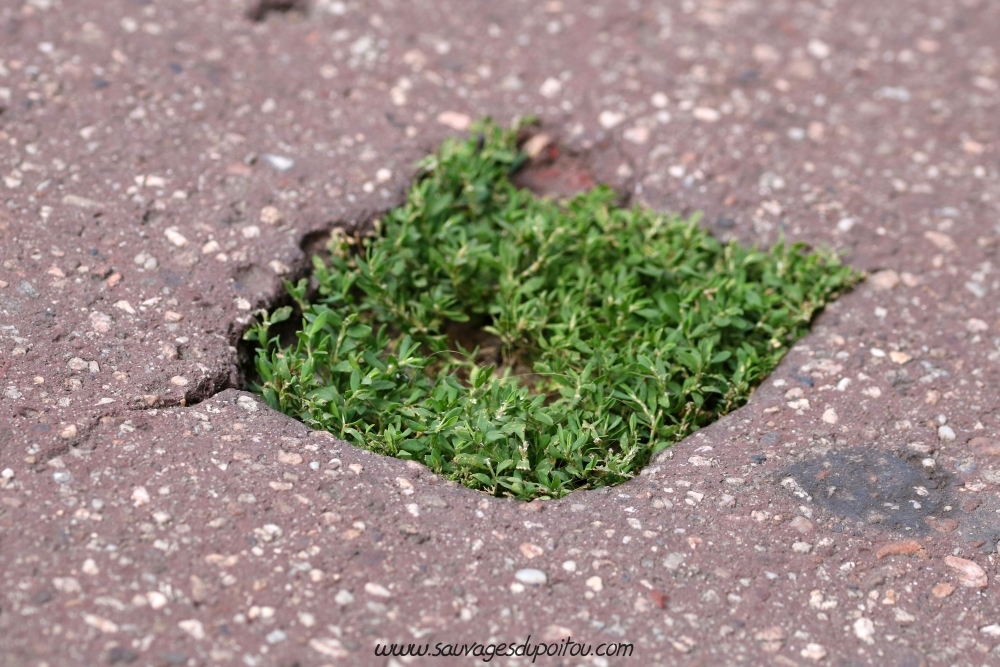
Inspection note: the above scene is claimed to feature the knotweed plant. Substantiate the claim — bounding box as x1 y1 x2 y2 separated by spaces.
246 121 859 500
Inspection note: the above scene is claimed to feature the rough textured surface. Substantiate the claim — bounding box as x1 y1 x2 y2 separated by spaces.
1 0 999 665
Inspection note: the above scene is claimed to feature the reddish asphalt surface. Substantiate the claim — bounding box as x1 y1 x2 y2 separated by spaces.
2 0 1000 665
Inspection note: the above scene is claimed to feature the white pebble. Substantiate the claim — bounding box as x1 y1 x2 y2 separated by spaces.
131 486 150 506
624 126 650 144
514 568 547 586
114 300 136 314
84 614 119 634
260 206 282 225
539 77 562 98
980 624 1000 637
598 110 625 129
966 318 989 333
177 619 205 640
853 617 875 644
807 39 831 59
163 227 188 247
801 643 827 661
364 582 391 597
663 552 685 571
269 260 290 275
692 107 720 122
792 541 813 554
266 629 288 644
53 577 81 594
436 111 470 131
237 395 258 412
147 591 168 609
262 154 295 172
67 357 89 371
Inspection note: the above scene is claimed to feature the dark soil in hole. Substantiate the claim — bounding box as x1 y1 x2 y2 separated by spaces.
445 318 501 367
512 148 599 201
511 126 632 204
443 319 549 394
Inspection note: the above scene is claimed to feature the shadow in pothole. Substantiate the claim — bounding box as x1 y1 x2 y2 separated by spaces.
246 0 309 22
782 448 954 534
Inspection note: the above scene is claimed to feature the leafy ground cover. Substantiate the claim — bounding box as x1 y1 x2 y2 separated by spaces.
246 120 860 500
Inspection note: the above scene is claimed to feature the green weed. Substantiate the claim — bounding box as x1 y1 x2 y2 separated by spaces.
246 120 860 500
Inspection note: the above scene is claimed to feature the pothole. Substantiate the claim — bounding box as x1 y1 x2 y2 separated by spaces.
782 448 954 533
244 119 860 500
